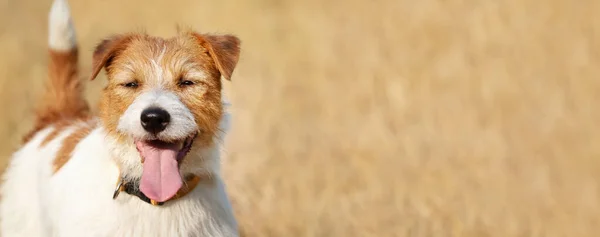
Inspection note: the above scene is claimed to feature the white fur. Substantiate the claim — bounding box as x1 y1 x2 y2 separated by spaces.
48 0 76 51
151 46 167 82
117 89 198 142
0 119 238 237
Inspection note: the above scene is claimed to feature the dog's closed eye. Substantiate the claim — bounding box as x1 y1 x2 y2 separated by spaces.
178 80 195 87
177 77 196 88
123 81 139 88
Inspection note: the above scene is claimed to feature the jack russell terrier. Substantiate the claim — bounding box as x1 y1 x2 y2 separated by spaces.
0 0 240 236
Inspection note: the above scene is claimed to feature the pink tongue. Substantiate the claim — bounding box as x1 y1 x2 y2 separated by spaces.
136 141 183 202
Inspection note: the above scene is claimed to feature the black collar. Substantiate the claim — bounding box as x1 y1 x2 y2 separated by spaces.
112 174 200 206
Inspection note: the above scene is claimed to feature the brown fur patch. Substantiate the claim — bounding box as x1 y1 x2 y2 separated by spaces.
191 33 241 81
23 48 90 144
89 34 138 81
39 120 77 147
52 121 96 173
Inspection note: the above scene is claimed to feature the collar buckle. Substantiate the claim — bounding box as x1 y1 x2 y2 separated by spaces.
113 180 124 199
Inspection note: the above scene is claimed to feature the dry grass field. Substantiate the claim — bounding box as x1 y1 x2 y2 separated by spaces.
1 0 600 236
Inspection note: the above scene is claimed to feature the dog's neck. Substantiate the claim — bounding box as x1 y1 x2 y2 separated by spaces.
95 99 231 205
100 98 231 178
98 121 225 205
113 172 204 206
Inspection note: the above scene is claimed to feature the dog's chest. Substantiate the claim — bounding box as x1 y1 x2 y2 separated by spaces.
105 197 206 237
48 183 233 237
47 178 212 236
36 129 236 237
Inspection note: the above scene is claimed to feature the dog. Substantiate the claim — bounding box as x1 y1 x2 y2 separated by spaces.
0 0 240 236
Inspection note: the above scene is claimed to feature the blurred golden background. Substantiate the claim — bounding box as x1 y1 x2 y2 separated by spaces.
1 0 600 236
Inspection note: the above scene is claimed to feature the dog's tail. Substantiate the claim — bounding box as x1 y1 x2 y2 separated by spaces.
23 0 90 143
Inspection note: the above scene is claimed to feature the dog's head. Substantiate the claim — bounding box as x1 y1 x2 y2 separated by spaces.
90 32 240 202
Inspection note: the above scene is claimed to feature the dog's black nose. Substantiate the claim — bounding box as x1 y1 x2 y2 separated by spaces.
140 107 170 134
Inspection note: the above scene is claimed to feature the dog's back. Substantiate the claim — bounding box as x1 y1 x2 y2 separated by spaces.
0 0 87 235
0 129 54 236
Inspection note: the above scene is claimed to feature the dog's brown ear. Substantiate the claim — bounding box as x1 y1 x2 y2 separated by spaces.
89 34 136 80
192 33 241 81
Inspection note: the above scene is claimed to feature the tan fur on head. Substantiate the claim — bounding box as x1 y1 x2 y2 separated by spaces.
90 31 240 146
191 33 241 81
89 34 138 81
90 32 241 81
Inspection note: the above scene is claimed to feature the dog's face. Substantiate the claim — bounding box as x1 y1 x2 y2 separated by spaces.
90 32 240 202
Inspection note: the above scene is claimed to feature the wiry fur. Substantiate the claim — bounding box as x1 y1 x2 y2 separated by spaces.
0 0 240 236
